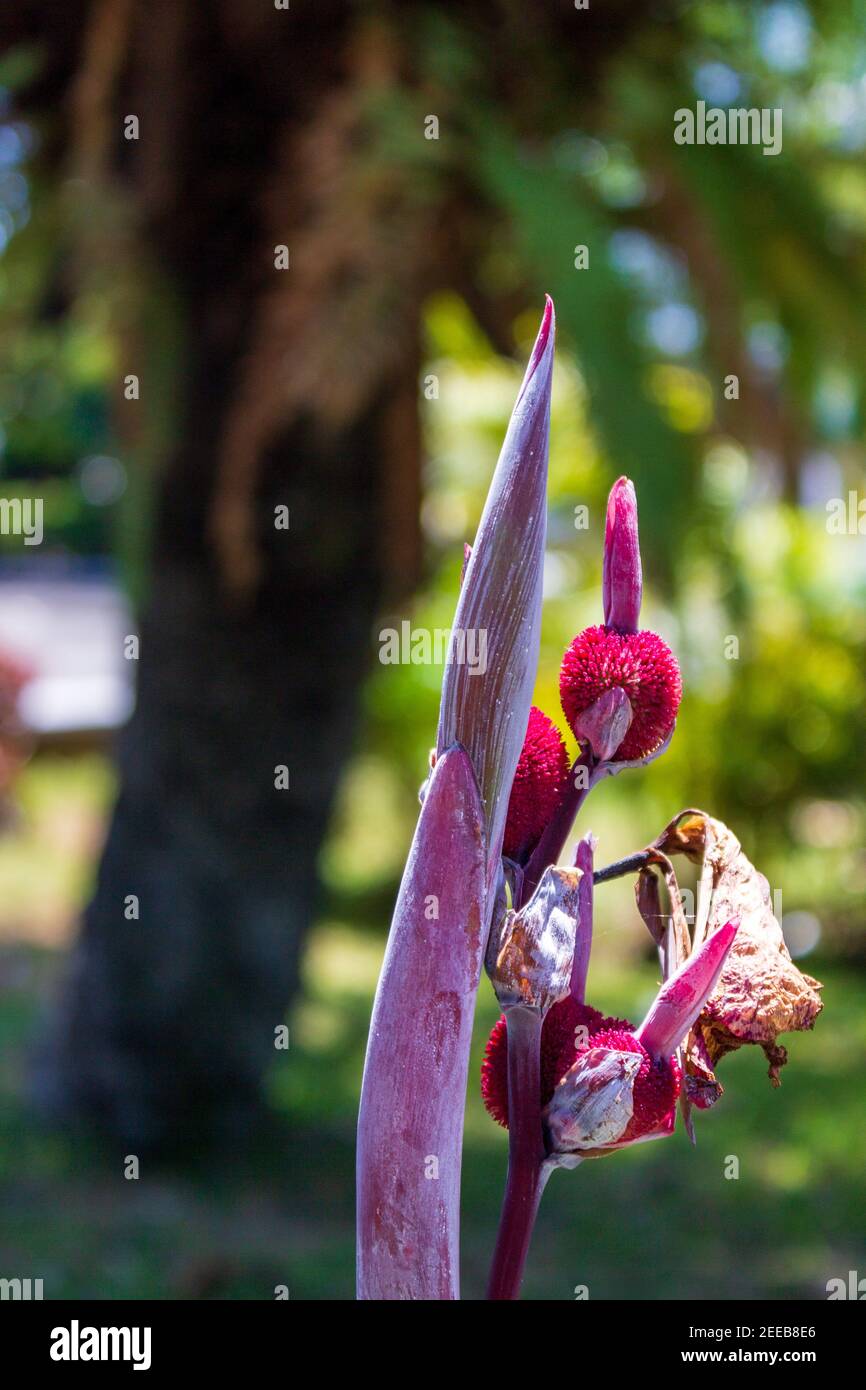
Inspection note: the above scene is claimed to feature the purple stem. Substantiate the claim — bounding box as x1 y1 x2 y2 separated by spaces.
356 745 486 1300
570 834 595 1004
519 748 596 906
593 850 653 884
486 1007 548 1301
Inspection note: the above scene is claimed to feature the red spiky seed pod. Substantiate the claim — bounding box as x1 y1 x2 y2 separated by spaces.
559 625 682 762
582 1027 680 1142
482 997 626 1127
481 997 680 1143
502 706 570 861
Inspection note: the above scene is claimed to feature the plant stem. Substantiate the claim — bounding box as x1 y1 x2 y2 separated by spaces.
570 834 595 1004
593 850 652 884
487 1006 549 1300
520 749 595 906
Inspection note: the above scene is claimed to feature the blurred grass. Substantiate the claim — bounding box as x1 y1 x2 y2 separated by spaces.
0 749 860 1300
0 753 112 944
0 914 859 1300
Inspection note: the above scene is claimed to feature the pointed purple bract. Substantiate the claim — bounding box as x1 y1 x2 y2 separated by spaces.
569 833 596 1004
437 298 554 892
636 920 739 1060
356 744 487 1300
602 476 642 633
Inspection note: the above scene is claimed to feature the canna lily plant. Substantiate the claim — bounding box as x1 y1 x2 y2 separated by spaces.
356 298 823 1301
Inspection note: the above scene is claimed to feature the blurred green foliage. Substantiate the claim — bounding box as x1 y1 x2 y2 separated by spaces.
335 286 865 963
1 5 863 914
325 0 866 964
0 0 864 1301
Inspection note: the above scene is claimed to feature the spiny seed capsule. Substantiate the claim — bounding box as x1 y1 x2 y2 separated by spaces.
502 705 570 861
481 996 681 1143
559 625 682 762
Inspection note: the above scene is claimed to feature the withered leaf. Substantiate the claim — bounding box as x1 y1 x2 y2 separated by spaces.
683 1027 724 1109
653 810 823 1088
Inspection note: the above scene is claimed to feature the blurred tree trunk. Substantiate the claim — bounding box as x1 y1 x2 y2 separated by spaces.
37 412 395 1149
6 0 657 1146
23 1 430 1147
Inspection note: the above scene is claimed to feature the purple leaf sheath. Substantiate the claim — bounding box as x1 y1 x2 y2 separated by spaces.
436 297 554 895
356 744 486 1299
357 299 555 1300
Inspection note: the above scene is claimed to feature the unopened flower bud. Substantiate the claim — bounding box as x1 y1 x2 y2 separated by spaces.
559 477 681 763
636 920 739 1060
482 997 680 1145
602 476 642 633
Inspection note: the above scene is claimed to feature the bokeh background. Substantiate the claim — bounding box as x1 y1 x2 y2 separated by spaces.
0 0 864 1299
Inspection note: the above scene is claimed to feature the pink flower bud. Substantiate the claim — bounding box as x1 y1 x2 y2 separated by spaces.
602 476 642 633
636 920 739 1060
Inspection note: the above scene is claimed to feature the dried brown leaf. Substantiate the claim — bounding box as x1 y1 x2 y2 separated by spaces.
653 810 823 1088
